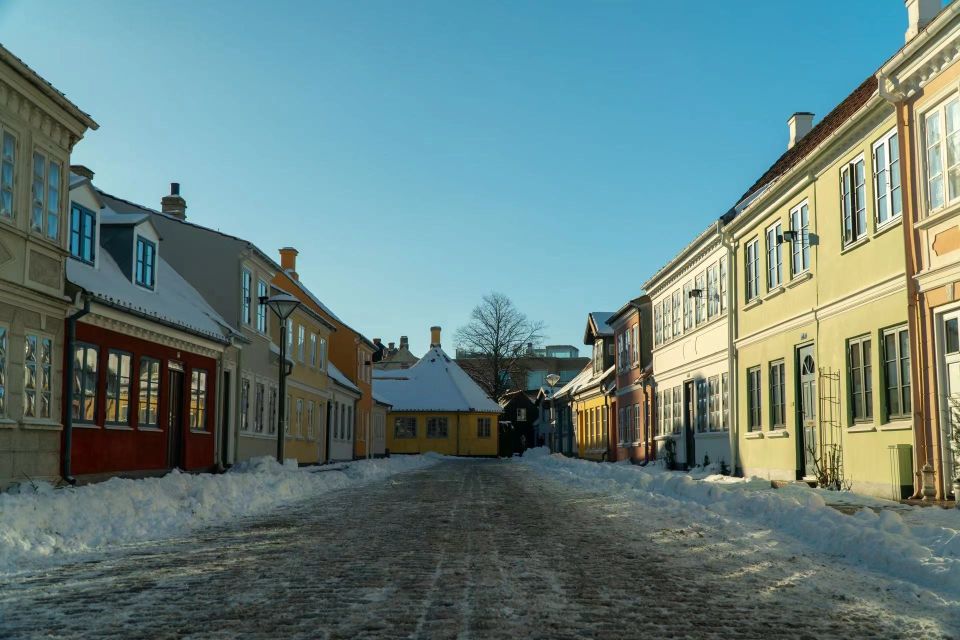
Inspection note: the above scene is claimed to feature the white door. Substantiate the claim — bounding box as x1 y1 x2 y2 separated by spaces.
939 311 960 487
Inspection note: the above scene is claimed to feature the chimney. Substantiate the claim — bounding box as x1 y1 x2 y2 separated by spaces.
279 247 299 280
430 326 441 348
388 342 396 351
399 336 409 350
787 112 814 150
71 164 94 180
161 182 187 219
373 338 382 346
905 0 940 43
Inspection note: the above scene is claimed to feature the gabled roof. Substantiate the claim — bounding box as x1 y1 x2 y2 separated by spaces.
584 311 614 343
373 345 502 413
607 296 648 326
329 362 361 395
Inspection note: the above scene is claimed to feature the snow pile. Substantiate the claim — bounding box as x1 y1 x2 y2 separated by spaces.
0 455 436 573
518 451 960 599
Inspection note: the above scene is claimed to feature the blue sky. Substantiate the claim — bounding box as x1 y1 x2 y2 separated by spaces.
0 0 920 355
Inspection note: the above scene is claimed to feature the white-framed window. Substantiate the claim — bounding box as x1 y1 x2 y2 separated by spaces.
848 335 873 423
239 376 251 433
427 416 448 438
395 416 416 438
766 222 782 289
745 239 760 302
69 203 96 264
24 333 53 419
671 387 681 434
672 290 681 337
105 350 132 425
696 378 708 433
841 155 867 245
31 150 61 242
708 375 720 432
663 296 672 341
295 398 303 438
695 272 706 325
307 400 315 440
73 343 98 423
286 319 293 351
883 325 911 421
1 129 16 220
790 202 810 276
310 334 317 366
707 264 719 318
256 280 268 333
139 357 160 427
654 303 663 346
924 97 960 211
189 369 208 430
618 407 626 444
873 128 902 227
297 325 305 362
719 256 727 313
631 324 639 365
477 416 491 438
747 366 761 431
254 381 265 433
721 372 729 431
770 360 785 430
135 236 156 290
632 402 640 442
319 337 328 368
0 325 6 416
241 268 252 326
683 281 693 329
267 386 278 435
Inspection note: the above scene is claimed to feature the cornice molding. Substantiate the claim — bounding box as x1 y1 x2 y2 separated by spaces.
83 304 225 359
880 8 960 100
646 235 724 299
0 78 75 150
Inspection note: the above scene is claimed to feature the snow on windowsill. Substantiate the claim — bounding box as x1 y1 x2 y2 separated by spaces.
879 420 912 432
848 424 877 433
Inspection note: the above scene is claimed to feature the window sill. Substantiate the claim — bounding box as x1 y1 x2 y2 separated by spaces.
0 418 16 429
764 286 785 301
653 434 676 442
104 424 134 431
766 429 789 438
695 431 728 439
848 424 877 433
139 426 162 432
786 271 813 288
840 236 870 255
879 420 913 432
915 201 960 231
190 429 211 435
744 298 763 311
22 421 63 431
873 217 903 239
745 432 764 439
240 432 276 440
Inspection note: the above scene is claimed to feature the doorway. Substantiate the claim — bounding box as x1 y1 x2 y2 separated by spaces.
939 312 960 488
797 344 817 479
167 367 185 470
683 380 696 469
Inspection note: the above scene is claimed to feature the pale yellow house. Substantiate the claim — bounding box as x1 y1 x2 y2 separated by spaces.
728 76 914 499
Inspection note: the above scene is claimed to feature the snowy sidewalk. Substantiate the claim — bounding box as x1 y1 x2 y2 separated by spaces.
0 454 438 574
517 449 960 602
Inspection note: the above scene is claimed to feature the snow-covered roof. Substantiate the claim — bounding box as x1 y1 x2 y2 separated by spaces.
553 364 614 400
584 311 615 343
67 250 235 344
373 346 502 413
328 362 360 394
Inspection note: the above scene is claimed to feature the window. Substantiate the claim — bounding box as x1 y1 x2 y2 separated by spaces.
745 239 760 302
656 391 664 437
790 202 810 276
672 290 681 337
306 401 315 440
1 130 15 219
426 416 448 439
672 387 681 435
708 375 720 432
189 369 208 430
766 222 783 289
925 98 960 211
310 334 317 366
721 372 729 431
31 151 61 241
24 334 52 419
268 386 277 434
240 376 251 432
654 303 663 346
849 336 873 422
241 269 252 325
287 319 293 351
297 325 305 362
394 416 416 438
719 256 727 313
254 381 265 432
516 407 527 422
632 325 639 365
883 326 911 421
105 350 132 424
683 281 693 329
69 203 96 264
770 361 785 429
319 337 328 368
295 399 303 438
135 237 156 289
707 264 719 318
256 280 268 333
478 416 491 438
73 343 98 423
138 357 160 427
874 129 902 226
695 272 706 325
0 326 6 416
663 296 672 341
841 156 867 245
633 403 640 442
618 407 627 444
747 367 762 431
696 378 708 432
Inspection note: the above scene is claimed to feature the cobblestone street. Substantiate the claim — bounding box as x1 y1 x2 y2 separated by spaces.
0 460 953 639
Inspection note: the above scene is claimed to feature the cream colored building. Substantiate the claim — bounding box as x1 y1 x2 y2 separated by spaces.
0 45 97 486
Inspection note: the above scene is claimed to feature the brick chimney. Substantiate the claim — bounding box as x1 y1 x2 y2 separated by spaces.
70 164 94 180
161 182 187 219
905 0 940 43
787 112 814 150
399 336 409 350
430 326 441 348
279 247 299 280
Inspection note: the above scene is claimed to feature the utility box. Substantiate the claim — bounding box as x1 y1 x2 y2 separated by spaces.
888 444 914 500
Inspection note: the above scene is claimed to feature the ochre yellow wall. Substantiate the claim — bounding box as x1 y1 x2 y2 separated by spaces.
385 412 499 456
573 390 610 461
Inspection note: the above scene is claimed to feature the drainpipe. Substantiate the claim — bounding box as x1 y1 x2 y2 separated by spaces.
603 387 611 462
720 223 740 476
62 292 90 484
325 400 332 463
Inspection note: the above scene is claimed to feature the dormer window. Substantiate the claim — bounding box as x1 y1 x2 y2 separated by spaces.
135 236 156 289
69 203 96 264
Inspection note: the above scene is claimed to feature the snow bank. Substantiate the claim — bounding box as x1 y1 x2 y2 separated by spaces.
518 451 960 599
0 455 436 573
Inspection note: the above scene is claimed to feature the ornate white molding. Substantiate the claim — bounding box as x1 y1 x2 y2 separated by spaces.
0 79 74 150
83 304 225 359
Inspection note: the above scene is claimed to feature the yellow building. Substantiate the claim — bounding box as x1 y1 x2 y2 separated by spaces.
374 327 501 456
268 285 335 465
572 312 616 461
728 77 914 499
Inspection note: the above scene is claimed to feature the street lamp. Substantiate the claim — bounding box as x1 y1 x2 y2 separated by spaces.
546 373 561 453
260 293 301 463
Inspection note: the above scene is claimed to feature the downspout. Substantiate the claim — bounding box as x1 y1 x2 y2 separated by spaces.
720 223 739 476
603 386 611 462
324 399 332 463
62 292 91 484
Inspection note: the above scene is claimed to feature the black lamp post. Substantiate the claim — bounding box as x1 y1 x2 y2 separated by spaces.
546 373 561 453
260 293 301 463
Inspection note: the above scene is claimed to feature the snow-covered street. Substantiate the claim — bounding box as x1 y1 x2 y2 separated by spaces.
0 457 957 639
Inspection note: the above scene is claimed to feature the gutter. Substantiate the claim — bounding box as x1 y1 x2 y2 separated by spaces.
62 292 91 484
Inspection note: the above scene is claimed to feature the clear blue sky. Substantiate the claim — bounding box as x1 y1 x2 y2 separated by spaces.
0 0 920 355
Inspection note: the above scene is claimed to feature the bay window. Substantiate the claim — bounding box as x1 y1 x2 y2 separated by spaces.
24 334 52 419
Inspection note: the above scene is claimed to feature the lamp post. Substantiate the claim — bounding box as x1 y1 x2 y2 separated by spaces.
546 373 561 453
260 293 301 463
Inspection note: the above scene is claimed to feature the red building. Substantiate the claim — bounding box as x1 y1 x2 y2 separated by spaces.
608 297 653 463
62 173 235 480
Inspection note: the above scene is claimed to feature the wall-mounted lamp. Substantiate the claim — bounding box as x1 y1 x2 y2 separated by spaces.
688 288 704 299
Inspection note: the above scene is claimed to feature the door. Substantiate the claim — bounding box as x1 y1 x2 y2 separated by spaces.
940 312 960 488
797 345 817 479
167 368 185 470
683 380 696 469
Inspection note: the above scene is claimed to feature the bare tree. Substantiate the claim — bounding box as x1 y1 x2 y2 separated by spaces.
455 292 545 400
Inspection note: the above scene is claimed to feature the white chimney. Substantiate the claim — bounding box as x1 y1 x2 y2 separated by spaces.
787 112 814 150
905 0 941 43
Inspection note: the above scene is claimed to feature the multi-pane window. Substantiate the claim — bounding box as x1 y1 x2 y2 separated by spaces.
306 400 314 440
31 151 61 241
285 394 291 434
672 386 681 435
310 334 318 366
297 325 305 362
256 280 268 333
841 156 867 245
69 203 96 264
873 129 902 226
287 319 293 351
618 407 627 444
719 256 727 313
73 343 98 423
656 391 664 437
695 272 706 325
1 130 15 219
790 202 810 276
135 237 156 289
319 337 328 368
770 360 785 429
0 326 6 416
24 334 52 419
672 290 681 337
105 350 132 424
477 417 491 438
395 416 416 438
683 281 693 329
766 222 783 289
254 381 265 432
849 336 873 422
654 304 663 346
189 370 208 430
745 239 760 302
268 386 278 434
707 265 719 318
747 366 762 431
925 98 960 211
708 375 720 431
663 296 672 341
239 377 251 432
883 326 911 420
295 398 303 438
633 403 640 442
696 378 708 432
241 269 252 325
138 358 160 427
721 372 729 431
